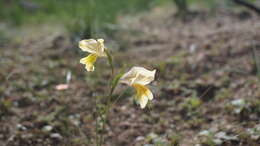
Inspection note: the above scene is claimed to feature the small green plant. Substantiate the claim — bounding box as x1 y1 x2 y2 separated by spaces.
170 133 181 146
184 97 202 110
78 38 157 145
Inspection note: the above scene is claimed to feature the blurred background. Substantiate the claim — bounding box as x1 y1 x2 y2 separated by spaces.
0 0 260 146
0 0 257 43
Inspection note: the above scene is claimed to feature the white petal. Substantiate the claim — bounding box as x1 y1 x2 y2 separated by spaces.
120 69 138 85
139 95 148 109
120 66 156 86
132 84 154 109
146 88 153 100
79 39 106 56
79 39 98 52
85 65 95 72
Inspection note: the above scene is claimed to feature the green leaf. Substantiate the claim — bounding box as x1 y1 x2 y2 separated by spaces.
110 73 124 95
104 49 114 75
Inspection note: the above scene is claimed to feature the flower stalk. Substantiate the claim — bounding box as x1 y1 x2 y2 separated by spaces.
79 38 156 146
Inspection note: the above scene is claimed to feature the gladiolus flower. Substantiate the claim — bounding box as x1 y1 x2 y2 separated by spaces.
79 39 107 71
120 66 156 109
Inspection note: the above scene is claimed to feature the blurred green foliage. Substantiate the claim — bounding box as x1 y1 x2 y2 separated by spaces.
0 0 164 38
0 0 154 23
0 0 257 39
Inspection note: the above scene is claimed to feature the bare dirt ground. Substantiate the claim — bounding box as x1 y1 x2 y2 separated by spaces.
1 6 260 146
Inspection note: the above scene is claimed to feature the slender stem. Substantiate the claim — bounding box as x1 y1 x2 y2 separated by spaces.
98 90 122 146
109 89 128 110
95 97 99 146
98 50 115 146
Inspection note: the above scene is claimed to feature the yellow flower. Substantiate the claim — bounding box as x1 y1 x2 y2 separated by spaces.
79 39 107 71
120 66 156 109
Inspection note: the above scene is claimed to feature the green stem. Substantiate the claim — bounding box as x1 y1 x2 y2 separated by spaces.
95 97 99 146
105 49 114 78
98 50 115 146
98 50 126 146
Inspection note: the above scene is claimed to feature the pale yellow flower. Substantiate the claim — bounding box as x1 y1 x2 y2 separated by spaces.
120 66 156 109
79 39 107 71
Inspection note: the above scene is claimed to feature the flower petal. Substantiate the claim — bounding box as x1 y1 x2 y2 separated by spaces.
120 66 156 86
133 84 154 109
80 54 98 72
146 88 153 100
139 95 148 109
120 69 138 85
79 39 98 53
79 39 106 56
